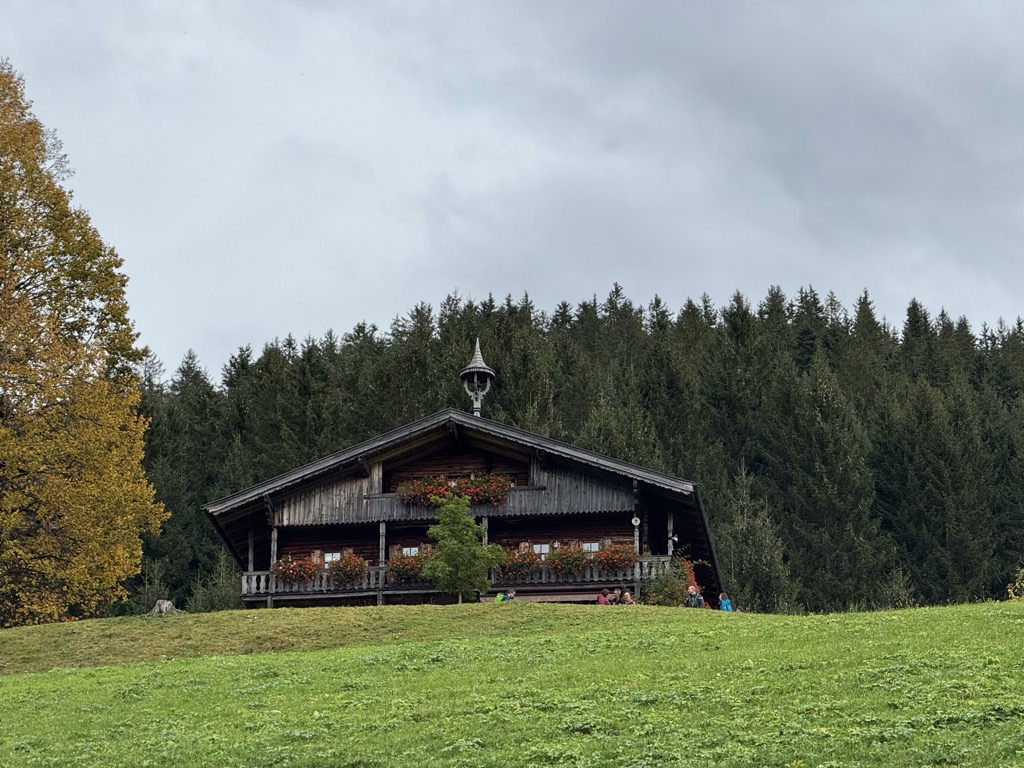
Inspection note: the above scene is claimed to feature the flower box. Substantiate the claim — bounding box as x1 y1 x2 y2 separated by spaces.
593 544 638 571
273 555 319 585
396 474 514 508
387 552 431 584
547 546 589 577
328 554 368 586
498 548 541 579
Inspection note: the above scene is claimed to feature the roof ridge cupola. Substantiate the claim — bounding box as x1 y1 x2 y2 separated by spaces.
459 338 495 417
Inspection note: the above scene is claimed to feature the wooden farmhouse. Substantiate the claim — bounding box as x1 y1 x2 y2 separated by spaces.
205 343 724 607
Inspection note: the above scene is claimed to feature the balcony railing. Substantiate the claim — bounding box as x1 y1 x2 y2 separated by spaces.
491 557 672 587
242 567 387 597
242 556 674 597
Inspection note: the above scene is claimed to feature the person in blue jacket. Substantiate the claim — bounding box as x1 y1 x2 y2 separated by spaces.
718 592 733 611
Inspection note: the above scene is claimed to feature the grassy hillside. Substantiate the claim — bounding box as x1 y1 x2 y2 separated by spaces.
1 602 1023 767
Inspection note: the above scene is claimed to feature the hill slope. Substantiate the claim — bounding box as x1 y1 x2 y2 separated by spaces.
1 603 1023 766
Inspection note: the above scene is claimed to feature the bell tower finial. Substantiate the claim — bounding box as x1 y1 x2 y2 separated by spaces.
460 338 495 417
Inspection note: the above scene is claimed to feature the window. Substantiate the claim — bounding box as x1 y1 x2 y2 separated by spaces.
402 546 419 556
582 542 600 554
532 543 550 560
323 552 341 570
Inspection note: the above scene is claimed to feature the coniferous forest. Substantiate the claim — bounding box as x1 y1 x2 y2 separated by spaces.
134 284 1024 615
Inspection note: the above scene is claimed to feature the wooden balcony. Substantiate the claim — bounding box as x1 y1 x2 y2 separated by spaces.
241 556 674 605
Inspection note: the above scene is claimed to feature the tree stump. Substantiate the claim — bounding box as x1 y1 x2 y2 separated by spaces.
148 599 181 616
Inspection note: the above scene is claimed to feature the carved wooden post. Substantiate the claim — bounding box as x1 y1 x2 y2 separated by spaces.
667 511 675 557
269 526 278 607
378 522 386 606
247 527 254 572
264 493 278 607
641 509 649 555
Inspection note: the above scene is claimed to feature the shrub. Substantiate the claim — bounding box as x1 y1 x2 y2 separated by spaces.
328 554 368 586
640 559 698 606
387 553 430 584
186 551 243 613
1008 567 1024 601
499 549 541 579
273 555 319 585
593 544 638 572
547 546 589 577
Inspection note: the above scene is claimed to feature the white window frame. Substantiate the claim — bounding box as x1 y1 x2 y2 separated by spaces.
402 546 420 556
582 542 600 554
533 543 550 560
323 551 341 569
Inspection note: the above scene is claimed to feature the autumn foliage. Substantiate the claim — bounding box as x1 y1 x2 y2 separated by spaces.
0 61 165 626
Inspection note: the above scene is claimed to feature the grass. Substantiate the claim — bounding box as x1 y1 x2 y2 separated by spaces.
1 602 1023 766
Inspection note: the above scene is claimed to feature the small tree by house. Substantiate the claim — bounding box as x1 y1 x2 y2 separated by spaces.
185 551 243 613
421 495 505 603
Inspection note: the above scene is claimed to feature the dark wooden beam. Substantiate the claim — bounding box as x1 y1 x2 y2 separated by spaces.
357 455 371 478
263 494 276 527
536 448 548 469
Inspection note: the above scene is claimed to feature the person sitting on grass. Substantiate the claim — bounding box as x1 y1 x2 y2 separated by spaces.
597 588 612 605
684 585 705 608
621 590 636 605
718 592 733 611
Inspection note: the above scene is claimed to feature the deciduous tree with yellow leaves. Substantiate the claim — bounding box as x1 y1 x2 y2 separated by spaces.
0 60 165 626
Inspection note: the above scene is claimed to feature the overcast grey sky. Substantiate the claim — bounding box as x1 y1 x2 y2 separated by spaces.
5 2 1024 374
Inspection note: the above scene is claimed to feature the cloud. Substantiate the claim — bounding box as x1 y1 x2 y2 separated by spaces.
4 2 1024 372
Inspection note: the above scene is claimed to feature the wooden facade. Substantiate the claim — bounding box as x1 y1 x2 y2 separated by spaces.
205 409 723 607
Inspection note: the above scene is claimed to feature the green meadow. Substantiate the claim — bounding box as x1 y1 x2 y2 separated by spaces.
1 602 1023 767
